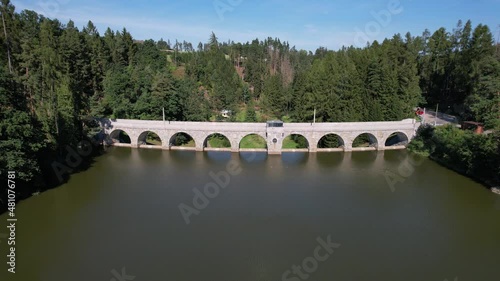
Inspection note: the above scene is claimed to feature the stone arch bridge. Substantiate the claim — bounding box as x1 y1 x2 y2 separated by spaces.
101 119 420 155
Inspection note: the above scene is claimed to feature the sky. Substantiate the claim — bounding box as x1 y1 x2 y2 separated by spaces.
11 0 500 51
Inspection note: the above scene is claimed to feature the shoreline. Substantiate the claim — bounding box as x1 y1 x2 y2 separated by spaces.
427 154 499 193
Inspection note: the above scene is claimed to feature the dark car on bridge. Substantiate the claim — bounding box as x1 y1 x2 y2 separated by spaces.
266 120 283 128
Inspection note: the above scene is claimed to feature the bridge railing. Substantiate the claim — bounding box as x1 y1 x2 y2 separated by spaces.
107 118 417 132
284 119 416 132
109 119 267 129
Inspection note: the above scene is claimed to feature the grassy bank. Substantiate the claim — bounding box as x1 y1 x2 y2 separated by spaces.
239 135 267 149
207 134 231 148
282 135 308 149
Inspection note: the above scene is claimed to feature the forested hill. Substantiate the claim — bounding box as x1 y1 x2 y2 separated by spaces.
0 0 499 198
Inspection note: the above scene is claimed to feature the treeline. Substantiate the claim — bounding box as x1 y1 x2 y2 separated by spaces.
1 0 499 208
181 33 422 122
409 125 500 186
181 20 498 127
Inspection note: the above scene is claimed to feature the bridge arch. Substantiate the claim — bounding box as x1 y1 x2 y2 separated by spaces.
385 131 410 147
282 134 309 149
239 134 268 150
203 133 232 149
352 132 378 149
137 131 162 146
318 133 345 149
109 129 132 144
169 132 196 148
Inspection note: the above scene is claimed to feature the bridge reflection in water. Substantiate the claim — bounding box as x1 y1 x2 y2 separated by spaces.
101 119 420 155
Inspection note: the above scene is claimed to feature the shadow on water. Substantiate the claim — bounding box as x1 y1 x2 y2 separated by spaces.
281 152 309 166
0 141 106 215
315 152 345 168
168 150 197 164
137 148 164 163
203 151 232 163
109 146 132 161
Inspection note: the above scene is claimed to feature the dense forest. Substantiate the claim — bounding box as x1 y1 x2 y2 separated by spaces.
1 0 499 209
409 124 500 186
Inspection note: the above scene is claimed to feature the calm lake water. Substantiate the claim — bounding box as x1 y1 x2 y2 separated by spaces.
1 148 500 281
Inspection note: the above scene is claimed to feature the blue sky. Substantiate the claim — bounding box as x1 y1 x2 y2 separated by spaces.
12 0 500 51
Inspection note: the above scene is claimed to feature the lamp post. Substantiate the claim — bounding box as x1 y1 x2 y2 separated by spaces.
435 104 439 126
163 107 167 127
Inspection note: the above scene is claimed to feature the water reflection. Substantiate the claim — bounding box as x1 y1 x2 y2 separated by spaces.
383 149 407 164
281 152 309 166
169 150 197 164
6 147 499 281
203 151 232 163
316 152 344 168
137 148 164 162
239 152 268 165
108 146 132 160
351 150 379 166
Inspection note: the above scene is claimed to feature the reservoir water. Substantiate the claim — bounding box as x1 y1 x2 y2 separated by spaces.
1 147 500 281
